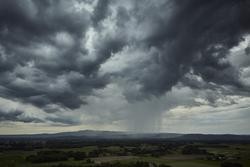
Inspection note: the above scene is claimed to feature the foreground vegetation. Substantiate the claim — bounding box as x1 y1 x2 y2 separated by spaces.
0 139 249 167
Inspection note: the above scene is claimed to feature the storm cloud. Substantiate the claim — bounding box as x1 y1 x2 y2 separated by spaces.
0 0 250 133
131 0 249 96
0 108 43 123
0 0 110 109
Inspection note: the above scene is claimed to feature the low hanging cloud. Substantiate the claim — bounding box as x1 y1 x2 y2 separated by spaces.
0 108 43 123
0 0 250 130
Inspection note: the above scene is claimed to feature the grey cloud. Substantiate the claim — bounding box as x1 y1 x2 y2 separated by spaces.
245 47 250 55
0 108 43 123
0 0 250 128
0 0 124 110
92 0 110 27
0 109 22 122
46 116 80 125
0 107 79 125
140 0 249 95
101 0 250 102
0 0 89 38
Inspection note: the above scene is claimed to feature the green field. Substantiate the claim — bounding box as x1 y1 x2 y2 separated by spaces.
0 143 249 167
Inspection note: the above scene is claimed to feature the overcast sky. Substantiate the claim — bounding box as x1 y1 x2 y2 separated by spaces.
0 0 250 134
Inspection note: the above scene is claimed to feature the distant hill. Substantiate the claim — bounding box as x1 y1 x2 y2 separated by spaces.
0 130 182 139
176 134 250 141
0 130 250 141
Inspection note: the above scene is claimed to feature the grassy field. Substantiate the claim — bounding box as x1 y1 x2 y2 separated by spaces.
0 143 249 167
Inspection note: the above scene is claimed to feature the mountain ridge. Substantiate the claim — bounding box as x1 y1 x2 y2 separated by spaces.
1 130 250 141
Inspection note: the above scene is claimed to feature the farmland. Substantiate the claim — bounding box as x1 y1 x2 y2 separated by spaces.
0 138 249 167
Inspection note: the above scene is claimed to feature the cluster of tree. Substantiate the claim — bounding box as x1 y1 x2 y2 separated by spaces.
27 148 134 164
94 161 150 167
26 150 68 163
0 140 45 151
40 159 244 167
182 145 207 155
206 153 227 161
220 162 242 167
2 137 250 152
0 138 188 152
89 161 171 167
51 164 82 167
25 143 182 164
130 148 167 157
50 161 172 167
26 150 87 163
197 144 229 148
51 159 94 167
120 145 172 157
88 146 172 158
27 148 141 164
94 147 128 156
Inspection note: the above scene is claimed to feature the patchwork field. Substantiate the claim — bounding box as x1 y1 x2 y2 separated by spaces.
0 141 250 167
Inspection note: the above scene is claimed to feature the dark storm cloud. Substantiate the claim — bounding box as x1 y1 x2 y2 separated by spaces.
0 0 123 110
0 109 22 122
0 108 42 123
0 0 87 38
112 0 250 99
0 107 79 125
0 0 250 120
92 0 110 27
